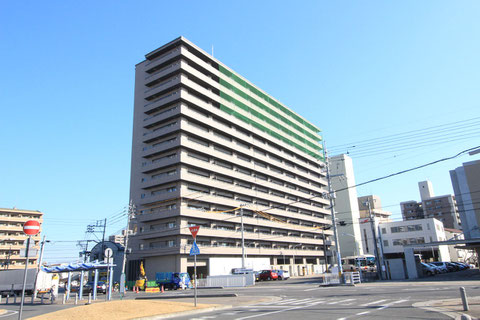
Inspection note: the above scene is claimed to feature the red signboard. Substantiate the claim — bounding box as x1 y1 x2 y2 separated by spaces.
189 226 200 239
23 220 40 236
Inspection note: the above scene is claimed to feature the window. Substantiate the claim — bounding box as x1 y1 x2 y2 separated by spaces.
214 131 232 142
381 228 387 234
189 121 209 132
188 136 209 147
237 154 251 162
188 152 209 162
214 145 233 155
167 240 175 247
214 160 232 169
188 168 210 177
236 140 250 149
383 240 389 247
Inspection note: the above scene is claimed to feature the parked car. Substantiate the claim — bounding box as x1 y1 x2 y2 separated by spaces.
451 262 467 270
420 263 436 276
430 262 455 272
429 262 448 273
426 263 443 274
258 270 278 281
83 281 107 294
274 270 290 280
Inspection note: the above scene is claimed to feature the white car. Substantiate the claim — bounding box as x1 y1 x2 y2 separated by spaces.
275 270 290 280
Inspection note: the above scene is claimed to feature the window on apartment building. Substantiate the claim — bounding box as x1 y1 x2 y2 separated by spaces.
237 167 251 175
215 175 233 184
188 168 210 178
214 160 232 169
188 184 210 194
255 173 267 181
254 148 266 156
188 136 209 147
214 145 233 155
188 121 209 132
214 131 232 142
254 161 267 168
271 178 283 186
381 228 387 234
236 140 250 149
216 190 234 198
167 240 175 247
188 152 209 162
237 154 251 162
383 240 389 247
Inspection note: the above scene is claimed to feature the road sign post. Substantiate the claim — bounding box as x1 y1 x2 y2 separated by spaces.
189 226 200 307
19 220 40 320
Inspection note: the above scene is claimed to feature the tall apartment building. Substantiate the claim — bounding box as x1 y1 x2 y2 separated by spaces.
400 181 461 230
330 154 364 258
128 37 332 279
450 160 480 240
0 207 43 270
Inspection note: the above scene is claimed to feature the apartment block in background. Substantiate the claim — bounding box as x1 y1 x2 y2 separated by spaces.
400 181 461 230
450 160 480 240
0 207 43 270
358 195 392 222
128 37 331 279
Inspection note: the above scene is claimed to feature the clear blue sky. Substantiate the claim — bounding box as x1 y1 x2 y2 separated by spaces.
1 1 479 263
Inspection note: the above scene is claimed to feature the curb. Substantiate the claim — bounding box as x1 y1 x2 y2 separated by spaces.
134 305 233 320
413 300 477 320
135 294 238 300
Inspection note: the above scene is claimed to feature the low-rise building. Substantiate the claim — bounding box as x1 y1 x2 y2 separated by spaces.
0 207 43 270
360 217 451 262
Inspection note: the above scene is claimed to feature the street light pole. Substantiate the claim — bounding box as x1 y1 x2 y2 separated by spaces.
121 201 135 296
324 143 343 281
239 204 246 269
366 201 383 279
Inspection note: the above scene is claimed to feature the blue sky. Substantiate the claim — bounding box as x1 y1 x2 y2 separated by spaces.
1 1 479 263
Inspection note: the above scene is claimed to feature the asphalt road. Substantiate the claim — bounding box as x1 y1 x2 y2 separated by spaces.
175 276 480 320
1 272 478 319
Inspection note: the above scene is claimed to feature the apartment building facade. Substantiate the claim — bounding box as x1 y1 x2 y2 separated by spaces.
129 37 332 279
400 181 461 230
0 207 43 270
450 160 480 240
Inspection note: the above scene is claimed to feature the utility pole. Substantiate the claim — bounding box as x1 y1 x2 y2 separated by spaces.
322 228 329 272
324 143 343 281
101 218 106 261
120 201 135 296
366 201 383 279
239 204 246 269
33 236 49 299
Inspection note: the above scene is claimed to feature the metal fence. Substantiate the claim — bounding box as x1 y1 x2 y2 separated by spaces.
196 274 255 288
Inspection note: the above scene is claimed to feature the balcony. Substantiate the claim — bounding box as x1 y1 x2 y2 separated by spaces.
141 173 179 190
144 90 181 114
142 137 180 158
145 62 181 87
144 47 181 74
144 76 181 102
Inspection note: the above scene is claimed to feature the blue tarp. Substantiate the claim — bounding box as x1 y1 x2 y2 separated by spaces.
41 262 116 273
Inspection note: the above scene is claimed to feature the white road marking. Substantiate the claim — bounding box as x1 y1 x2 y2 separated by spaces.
0 311 18 318
376 299 408 310
303 287 325 291
327 298 356 305
360 299 387 306
356 311 370 316
234 305 307 320
289 298 319 305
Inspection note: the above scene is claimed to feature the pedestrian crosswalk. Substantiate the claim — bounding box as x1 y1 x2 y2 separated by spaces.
188 297 410 320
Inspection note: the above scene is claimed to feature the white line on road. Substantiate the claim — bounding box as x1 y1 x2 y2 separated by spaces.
303 287 326 291
0 310 18 318
360 299 387 306
356 311 370 316
234 305 307 320
376 299 408 310
289 298 319 305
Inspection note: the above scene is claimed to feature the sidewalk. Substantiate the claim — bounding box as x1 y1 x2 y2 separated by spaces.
414 296 480 320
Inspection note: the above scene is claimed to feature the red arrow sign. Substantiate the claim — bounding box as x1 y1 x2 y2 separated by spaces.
189 226 200 239
23 220 40 236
